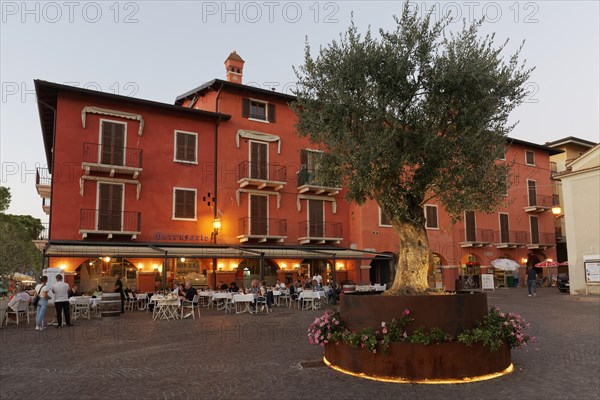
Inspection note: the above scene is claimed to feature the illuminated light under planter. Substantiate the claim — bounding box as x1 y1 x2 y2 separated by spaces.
323 357 514 384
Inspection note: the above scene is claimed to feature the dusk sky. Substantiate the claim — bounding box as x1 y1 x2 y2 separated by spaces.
1 1 599 221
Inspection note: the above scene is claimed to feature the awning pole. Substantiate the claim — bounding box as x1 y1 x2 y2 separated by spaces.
162 252 168 290
259 253 265 282
331 254 337 305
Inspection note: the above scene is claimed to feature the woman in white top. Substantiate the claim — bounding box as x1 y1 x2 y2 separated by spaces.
34 276 50 330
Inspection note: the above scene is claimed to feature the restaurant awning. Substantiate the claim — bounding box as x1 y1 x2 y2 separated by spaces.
43 241 393 261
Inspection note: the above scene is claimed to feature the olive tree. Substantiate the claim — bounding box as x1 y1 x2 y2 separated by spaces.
292 4 533 294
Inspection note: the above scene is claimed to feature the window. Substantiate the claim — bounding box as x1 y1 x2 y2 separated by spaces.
242 98 275 122
527 180 537 207
250 195 268 235
308 199 324 237
465 211 476 242
525 150 535 165
499 213 510 243
498 147 506 161
100 120 126 166
299 149 322 186
530 215 539 244
379 207 391 227
173 188 196 220
98 183 123 231
250 141 268 180
424 205 439 229
174 131 197 163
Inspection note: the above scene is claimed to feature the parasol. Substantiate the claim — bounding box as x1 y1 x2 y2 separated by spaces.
535 260 559 268
490 258 520 271
558 261 568 266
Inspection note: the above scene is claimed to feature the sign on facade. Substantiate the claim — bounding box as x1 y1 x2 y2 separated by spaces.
584 260 600 283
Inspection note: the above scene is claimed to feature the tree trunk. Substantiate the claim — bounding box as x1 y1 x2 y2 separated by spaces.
387 219 431 295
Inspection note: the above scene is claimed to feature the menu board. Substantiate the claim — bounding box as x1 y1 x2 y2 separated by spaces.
584 261 600 283
481 274 495 290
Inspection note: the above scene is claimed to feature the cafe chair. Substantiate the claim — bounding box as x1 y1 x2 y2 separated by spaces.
181 294 201 319
72 297 91 320
4 300 30 326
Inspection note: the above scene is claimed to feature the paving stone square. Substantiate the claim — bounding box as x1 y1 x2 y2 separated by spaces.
1 288 599 400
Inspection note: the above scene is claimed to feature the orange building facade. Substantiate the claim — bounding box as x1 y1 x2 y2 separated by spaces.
34 52 559 293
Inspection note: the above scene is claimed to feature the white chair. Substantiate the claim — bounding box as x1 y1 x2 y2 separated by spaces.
136 293 148 311
72 297 91 320
181 294 201 319
278 290 290 307
4 300 30 325
254 295 269 314
125 292 137 311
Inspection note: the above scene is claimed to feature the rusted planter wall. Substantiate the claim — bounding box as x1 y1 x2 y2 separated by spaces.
325 341 511 381
340 292 488 336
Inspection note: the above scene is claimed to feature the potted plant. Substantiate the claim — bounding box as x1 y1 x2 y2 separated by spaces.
293 1 533 381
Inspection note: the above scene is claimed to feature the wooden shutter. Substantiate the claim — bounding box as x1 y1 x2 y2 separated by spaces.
186 134 196 162
526 151 535 165
309 200 324 237
267 103 276 122
250 142 267 180
527 181 537 206
175 190 195 219
499 214 510 242
250 195 267 235
101 121 125 166
425 205 438 229
242 98 250 118
176 133 196 162
98 183 122 231
380 207 391 226
530 216 539 244
465 211 476 242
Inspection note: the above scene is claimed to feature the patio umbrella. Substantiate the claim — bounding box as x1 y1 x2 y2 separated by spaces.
559 261 568 266
11 272 35 282
535 260 559 268
490 259 520 271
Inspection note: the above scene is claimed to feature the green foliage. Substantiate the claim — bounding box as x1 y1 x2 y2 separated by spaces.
0 187 43 276
409 326 450 345
0 186 11 213
293 2 532 225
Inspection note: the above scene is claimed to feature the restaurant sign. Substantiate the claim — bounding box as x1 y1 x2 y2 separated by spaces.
154 232 210 242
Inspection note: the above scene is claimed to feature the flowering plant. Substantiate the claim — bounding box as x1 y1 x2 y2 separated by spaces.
308 306 532 354
457 306 533 351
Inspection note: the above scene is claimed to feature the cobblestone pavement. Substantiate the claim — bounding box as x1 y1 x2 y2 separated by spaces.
1 288 598 400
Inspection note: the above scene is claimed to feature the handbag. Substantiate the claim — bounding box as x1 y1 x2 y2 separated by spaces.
32 284 45 308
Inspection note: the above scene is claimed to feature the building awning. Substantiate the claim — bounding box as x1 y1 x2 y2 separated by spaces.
44 241 393 261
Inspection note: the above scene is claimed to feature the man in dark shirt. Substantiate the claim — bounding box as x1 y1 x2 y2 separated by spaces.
114 274 124 313
182 282 198 318
526 267 538 297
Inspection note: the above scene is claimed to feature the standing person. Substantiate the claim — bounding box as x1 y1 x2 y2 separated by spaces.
34 276 50 330
52 274 72 327
526 266 537 297
114 274 124 313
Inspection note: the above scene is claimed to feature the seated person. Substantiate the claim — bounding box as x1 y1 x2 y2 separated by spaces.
181 282 198 319
304 281 313 290
8 285 31 309
171 282 180 295
228 282 239 293
67 285 79 298
91 285 103 298
218 281 229 291
249 279 260 294
289 282 298 300
275 279 286 291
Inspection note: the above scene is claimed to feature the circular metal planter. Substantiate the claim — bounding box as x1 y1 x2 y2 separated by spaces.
326 292 512 383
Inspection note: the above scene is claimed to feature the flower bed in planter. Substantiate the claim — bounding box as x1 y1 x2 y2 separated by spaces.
309 294 532 383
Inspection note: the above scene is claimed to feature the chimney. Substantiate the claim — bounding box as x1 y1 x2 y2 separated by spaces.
224 51 245 84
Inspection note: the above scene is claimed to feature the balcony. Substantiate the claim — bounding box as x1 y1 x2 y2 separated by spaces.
42 197 51 216
237 217 287 243
297 167 341 196
526 232 555 250
237 161 287 191
79 208 141 239
298 221 343 244
32 222 49 251
459 229 494 247
35 168 52 198
82 142 143 178
494 230 528 248
523 194 554 213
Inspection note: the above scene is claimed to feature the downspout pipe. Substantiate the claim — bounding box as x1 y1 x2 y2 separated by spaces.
212 83 224 289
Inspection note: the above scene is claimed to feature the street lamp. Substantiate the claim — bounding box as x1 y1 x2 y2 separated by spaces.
551 206 563 218
211 218 221 289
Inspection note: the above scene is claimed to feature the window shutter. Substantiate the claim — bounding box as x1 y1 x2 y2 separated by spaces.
426 206 438 229
183 191 195 219
242 98 250 118
176 133 185 161
268 103 276 122
175 190 184 218
465 211 476 241
500 214 509 242
530 216 539 244
185 134 196 162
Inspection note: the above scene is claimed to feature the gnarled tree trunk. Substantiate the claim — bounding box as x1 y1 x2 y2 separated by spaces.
387 219 431 295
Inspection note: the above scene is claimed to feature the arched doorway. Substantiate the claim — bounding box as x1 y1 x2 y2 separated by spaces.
236 258 279 289
76 257 137 293
369 254 396 286
299 259 332 282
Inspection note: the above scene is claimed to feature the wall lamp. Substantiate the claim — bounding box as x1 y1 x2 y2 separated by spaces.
211 218 221 242
551 206 563 218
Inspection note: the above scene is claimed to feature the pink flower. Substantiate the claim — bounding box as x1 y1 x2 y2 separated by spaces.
403 309 410 315
382 328 388 334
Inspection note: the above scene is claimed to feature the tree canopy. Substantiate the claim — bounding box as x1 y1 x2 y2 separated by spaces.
292 3 533 293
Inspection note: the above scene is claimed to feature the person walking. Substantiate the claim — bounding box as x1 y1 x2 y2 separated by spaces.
526 266 537 297
52 274 72 327
34 276 50 330
114 274 125 313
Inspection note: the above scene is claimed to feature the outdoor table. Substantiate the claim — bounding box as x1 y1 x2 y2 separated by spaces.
298 290 325 310
151 296 181 321
199 291 213 307
136 293 149 311
211 292 232 311
230 293 255 314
